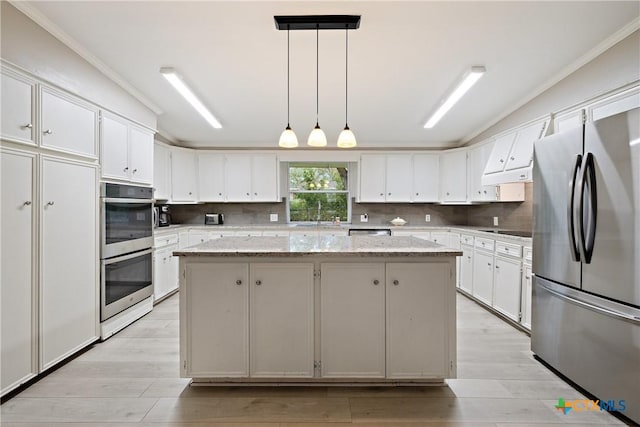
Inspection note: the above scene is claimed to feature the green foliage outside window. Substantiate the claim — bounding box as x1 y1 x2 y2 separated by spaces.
289 164 349 222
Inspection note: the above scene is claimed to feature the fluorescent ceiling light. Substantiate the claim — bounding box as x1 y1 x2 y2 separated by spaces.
424 66 486 129
160 67 222 129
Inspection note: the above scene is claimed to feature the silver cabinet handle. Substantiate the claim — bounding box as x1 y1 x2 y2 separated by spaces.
24 201 32 206
246 193 250 196
124 167 129 172
255 280 262 286
236 279 242 286
254 192 257 196
379 193 384 196
510 156 515 161
388 192 391 196
487 262 491 266
415 192 419 196
373 279 379 285
218 192 222 196
505 248 509 252
24 123 33 129
46 201 55 206
44 129 53 135
188 192 192 195
393 280 399 286
495 265 500 269
499 158 504 163
446 192 450 196
132 169 138 173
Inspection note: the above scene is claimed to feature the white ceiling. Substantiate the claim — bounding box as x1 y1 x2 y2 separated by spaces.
22 1 639 148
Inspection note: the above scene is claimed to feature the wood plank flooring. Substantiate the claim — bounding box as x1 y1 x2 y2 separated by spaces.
1 293 626 426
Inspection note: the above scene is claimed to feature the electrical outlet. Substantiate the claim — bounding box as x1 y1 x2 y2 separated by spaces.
360 214 368 223
493 216 499 226
425 214 431 222
270 213 278 222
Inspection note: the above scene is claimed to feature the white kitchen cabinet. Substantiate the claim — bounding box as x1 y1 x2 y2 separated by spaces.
178 230 190 249
1 149 37 395
472 249 494 306
153 232 179 303
386 263 449 378
385 155 413 202
429 232 449 246
1 68 36 145
249 263 314 377
412 153 439 202
188 230 209 247
521 264 533 330
153 142 171 200
101 114 153 185
459 244 474 294
171 147 198 202
183 263 249 377
198 152 225 202
358 154 386 202
250 154 279 202
128 126 154 184
320 263 386 378
484 132 516 175
224 155 252 202
439 150 467 202
40 156 98 371
554 109 584 133
504 120 548 171
587 86 640 122
493 256 522 322
468 141 497 202
40 86 98 158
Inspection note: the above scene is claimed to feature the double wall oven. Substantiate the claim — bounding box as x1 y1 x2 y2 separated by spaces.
100 183 154 321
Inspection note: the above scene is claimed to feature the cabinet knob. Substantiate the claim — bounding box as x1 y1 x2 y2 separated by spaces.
373 279 379 285
467 256 471 260
124 167 129 172
246 193 250 196
499 158 504 163
388 193 391 196
488 262 492 266
379 193 384 196
236 279 242 285
510 156 515 161
505 248 509 252
23 201 32 206
218 193 222 196
46 201 55 206
416 192 419 196
189 192 192 195
254 192 257 196
23 123 33 129
133 169 138 173
481 242 485 246
255 280 262 286
478 191 481 194
446 192 450 196
496 265 500 269
44 129 53 135
525 275 531 280
393 280 399 286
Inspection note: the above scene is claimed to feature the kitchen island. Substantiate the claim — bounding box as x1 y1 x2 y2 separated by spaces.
174 235 461 385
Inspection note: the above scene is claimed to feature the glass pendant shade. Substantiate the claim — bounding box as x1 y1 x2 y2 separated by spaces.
278 126 298 148
337 126 357 148
307 124 327 147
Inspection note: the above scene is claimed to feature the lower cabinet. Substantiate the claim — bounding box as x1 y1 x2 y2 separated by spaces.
521 264 533 329
154 244 179 302
459 245 474 294
472 250 494 305
492 256 522 321
320 263 386 378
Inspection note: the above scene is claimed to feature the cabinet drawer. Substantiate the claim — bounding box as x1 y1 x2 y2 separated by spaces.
495 241 522 258
460 234 474 246
523 246 533 264
154 233 178 248
475 237 494 251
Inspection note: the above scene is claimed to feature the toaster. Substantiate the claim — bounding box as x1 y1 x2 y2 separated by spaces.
205 213 224 225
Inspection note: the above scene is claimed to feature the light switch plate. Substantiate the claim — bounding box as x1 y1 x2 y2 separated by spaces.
360 214 368 222
270 213 278 222
493 216 499 226
425 214 431 222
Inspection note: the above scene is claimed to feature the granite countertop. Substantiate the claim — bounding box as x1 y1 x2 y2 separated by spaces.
173 235 462 257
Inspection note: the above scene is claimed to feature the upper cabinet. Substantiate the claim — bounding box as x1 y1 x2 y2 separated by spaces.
40 86 98 159
439 150 467 203
100 112 154 185
412 154 439 203
224 153 279 202
1 68 36 146
359 154 387 202
587 86 639 122
359 154 435 203
154 143 171 200
468 141 497 202
198 152 226 202
171 147 198 202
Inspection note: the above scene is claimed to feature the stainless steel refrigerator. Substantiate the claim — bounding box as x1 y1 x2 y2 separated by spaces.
532 107 639 424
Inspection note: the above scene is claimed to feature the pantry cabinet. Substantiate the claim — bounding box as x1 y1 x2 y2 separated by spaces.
1 68 36 145
171 147 198 202
0 149 37 395
439 150 467 202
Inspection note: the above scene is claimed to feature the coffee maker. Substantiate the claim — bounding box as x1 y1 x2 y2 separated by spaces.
158 205 171 227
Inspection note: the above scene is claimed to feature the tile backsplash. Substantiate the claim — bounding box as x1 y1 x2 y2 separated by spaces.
167 183 533 230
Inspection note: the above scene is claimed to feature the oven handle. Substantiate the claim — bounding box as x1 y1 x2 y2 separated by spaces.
102 197 154 204
103 248 153 264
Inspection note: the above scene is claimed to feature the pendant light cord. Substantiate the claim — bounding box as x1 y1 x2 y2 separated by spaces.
316 25 319 126
287 28 290 127
345 28 348 127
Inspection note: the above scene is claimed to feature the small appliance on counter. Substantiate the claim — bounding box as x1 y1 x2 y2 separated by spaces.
158 205 171 227
205 213 224 225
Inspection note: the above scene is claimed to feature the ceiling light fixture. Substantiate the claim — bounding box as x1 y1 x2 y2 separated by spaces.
424 66 486 129
337 27 356 148
159 67 222 129
278 28 298 148
307 26 327 147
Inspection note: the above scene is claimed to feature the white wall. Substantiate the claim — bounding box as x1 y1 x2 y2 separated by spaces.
0 2 156 129
467 30 639 144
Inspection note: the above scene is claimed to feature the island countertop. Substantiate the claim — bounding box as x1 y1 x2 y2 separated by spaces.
173 235 462 257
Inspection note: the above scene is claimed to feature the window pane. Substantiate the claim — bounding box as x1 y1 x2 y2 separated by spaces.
289 192 348 222
289 165 348 191
288 164 349 222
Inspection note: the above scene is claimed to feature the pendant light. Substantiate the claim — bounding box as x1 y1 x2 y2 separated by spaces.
337 28 357 148
307 26 327 147
278 28 298 148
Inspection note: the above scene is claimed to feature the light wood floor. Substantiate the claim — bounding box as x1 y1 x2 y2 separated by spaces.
1 293 626 426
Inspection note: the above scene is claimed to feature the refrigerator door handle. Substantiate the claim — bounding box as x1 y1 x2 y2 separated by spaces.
578 152 598 263
539 280 640 325
567 154 582 262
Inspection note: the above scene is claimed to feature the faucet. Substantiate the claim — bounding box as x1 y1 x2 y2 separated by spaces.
317 200 322 224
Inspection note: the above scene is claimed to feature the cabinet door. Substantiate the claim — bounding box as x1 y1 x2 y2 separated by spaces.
472 250 494 305
385 155 412 202
198 153 225 202
153 249 168 302
439 151 467 202
171 148 198 202
459 245 474 294
493 257 522 321
320 263 385 378
1 70 35 145
184 263 249 377
100 114 129 180
412 154 439 202
153 143 171 200
386 263 450 378
521 265 532 329
468 142 497 201
1 150 37 394
40 157 98 370
224 155 252 202
129 126 154 185
40 87 97 158
251 154 279 202
188 230 208 246
484 132 516 174
250 263 314 377
505 120 547 171
359 154 386 202
430 232 449 246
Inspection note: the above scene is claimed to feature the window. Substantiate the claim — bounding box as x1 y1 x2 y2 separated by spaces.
288 163 350 223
